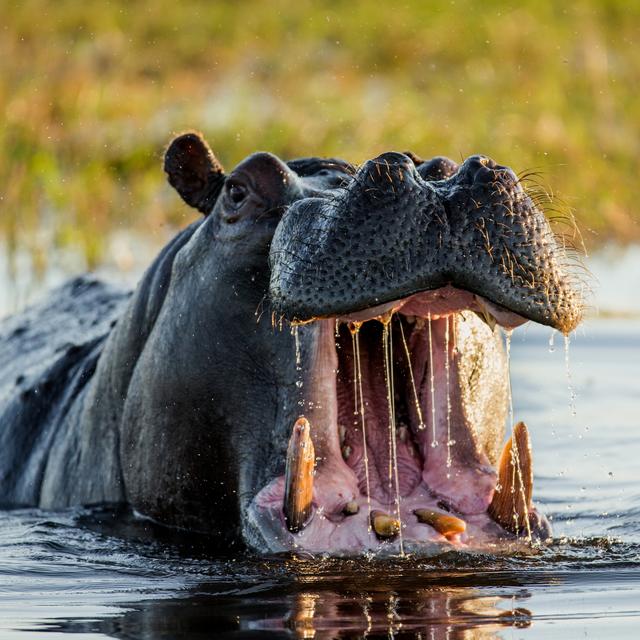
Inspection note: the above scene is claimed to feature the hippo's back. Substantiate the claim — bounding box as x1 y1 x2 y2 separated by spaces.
0 276 130 506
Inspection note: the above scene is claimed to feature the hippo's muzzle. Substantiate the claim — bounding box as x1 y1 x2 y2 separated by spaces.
270 152 581 334
248 151 582 555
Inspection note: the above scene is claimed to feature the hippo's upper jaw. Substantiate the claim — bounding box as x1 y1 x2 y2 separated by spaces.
269 152 582 335
247 152 581 555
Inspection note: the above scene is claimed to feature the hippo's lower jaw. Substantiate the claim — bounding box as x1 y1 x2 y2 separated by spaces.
248 286 550 555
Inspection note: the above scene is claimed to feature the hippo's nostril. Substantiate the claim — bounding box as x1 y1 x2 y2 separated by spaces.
463 155 519 188
416 156 459 181
355 151 417 189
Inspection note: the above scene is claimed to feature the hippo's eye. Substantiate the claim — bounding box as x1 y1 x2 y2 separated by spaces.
228 183 247 205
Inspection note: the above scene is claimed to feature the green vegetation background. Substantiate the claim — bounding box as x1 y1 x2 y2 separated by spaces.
2 0 638 275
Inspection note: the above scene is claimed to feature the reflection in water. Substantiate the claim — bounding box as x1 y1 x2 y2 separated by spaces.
271 586 531 639
48 570 535 639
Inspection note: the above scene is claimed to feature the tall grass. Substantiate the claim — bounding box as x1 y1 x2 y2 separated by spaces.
1 0 638 275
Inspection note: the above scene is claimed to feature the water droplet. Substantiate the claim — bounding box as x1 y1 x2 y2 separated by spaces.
564 334 577 416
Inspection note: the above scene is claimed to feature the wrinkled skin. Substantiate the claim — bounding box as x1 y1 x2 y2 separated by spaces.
0 133 581 554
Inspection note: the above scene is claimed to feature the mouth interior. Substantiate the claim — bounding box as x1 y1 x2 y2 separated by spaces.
251 286 529 553
332 287 503 509
337 313 443 502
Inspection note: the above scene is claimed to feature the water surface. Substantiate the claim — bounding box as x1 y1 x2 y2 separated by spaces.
0 248 639 638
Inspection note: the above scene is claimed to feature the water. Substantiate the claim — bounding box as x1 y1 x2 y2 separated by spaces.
0 316 636 638
1 244 640 637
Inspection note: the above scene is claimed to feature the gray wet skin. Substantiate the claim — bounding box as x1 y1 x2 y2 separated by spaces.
270 151 582 334
0 133 580 553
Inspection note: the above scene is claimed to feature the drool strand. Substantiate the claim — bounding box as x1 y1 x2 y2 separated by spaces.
427 313 438 448
382 317 404 556
564 334 577 417
397 315 425 430
504 330 532 540
351 322 372 530
444 315 453 476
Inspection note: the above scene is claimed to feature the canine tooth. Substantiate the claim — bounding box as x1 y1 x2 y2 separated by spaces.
414 509 466 539
371 510 400 539
343 500 359 516
488 421 533 535
284 416 315 533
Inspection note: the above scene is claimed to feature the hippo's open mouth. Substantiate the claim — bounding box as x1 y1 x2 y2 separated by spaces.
248 151 581 554
249 288 548 555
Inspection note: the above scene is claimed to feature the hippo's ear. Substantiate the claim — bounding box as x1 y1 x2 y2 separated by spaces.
164 132 226 215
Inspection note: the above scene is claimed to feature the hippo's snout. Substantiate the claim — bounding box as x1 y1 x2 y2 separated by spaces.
269 151 582 335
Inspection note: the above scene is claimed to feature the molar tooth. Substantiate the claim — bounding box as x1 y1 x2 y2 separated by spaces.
338 423 346 444
283 416 315 533
341 444 352 460
370 510 400 539
414 509 466 539
488 421 533 535
343 500 359 516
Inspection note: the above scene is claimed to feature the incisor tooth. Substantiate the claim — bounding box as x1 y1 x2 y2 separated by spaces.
283 416 315 533
488 421 533 535
371 510 400 539
414 509 466 539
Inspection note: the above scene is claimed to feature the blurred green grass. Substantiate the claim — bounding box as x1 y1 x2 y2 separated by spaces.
1 0 639 275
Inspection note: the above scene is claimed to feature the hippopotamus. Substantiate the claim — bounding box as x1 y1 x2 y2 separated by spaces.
0 132 582 555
